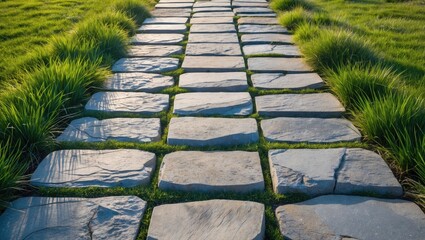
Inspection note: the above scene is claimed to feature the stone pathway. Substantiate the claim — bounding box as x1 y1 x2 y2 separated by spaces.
2 0 424 239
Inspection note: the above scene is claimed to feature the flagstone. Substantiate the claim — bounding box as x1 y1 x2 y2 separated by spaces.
127 45 183 57
186 43 242 56
248 57 313 72
179 72 248 91
243 44 302 56
137 24 187 33
182 56 245 72
188 33 239 43
241 33 293 44
251 73 324 90
131 33 184 45
103 73 173 92
112 57 179 73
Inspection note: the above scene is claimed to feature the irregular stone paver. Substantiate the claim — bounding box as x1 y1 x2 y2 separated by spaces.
234 7 274 14
167 117 259 146
173 92 253 116
276 195 425 240
241 33 293 44
143 17 188 24
188 33 239 43
0 196 146 240
192 12 234 18
193 7 231 12
104 73 173 92
57 117 161 142
31 149 156 187
137 24 187 33
233 2 268 7
190 24 236 33
190 17 234 24
251 73 324 90
185 43 242 56
155 3 193 8
243 44 302 56
151 9 191 17
255 93 345 118
127 45 182 57
147 200 265 240
158 151 264 192
182 56 245 72
239 24 288 34
238 17 278 25
85 92 169 114
248 57 313 73
261 117 361 143
194 2 230 7
131 33 184 45
238 13 277 17
112 57 179 73
179 72 248 91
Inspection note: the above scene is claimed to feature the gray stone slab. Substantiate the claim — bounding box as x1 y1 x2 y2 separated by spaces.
261 117 361 143
112 57 179 73
151 9 191 17
85 92 169 114
104 73 173 92
143 17 189 24
131 33 184 45
147 200 265 240
248 57 313 73
158 151 264 192
243 44 302 57
182 56 245 72
233 2 268 7
179 72 248 91
241 33 293 44
239 24 288 34
251 73 324 90
31 149 156 188
190 17 234 24
155 3 193 8
188 33 239 43
127 45 183 57
255 93 345 118
57 117 161 142
276 195 425 240
234 7 274 14
238 13 277 17
193 7 231 12
193 2 230 7
173 92 253 116
190 24 236 33
186 43 242 56
137 24 187 33
168 117 259 146
192 12 235 17
0 196 147 240
159 0 194 2
238 17 278 25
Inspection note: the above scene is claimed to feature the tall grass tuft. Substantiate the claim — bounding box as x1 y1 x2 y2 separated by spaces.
97 10 137 36
278 7 310 30
270 0 314 12
113 0 151 25
294 22 320 43
50 36 103 63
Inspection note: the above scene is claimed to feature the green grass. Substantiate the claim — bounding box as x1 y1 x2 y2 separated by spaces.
270 0 314 12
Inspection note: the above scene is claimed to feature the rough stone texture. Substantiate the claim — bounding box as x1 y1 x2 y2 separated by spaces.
57 117 161 143
239 24 288 34
151 9 191 17
186 43 242 56
243 44 301 57
188 33 239 43
234 7 274 14
190 17 234 24
276 195 425 240
167 117 259 146
0 196 146 240
155 3 193 8
261 117 361 143
31 149 156 188
104 73 173 92
182 56 245 72
255 93 345 118
193 7 231 12
158 151 264 192
248 57 313 73
238 17 278 25
233 2 268 8
127 45 182 57
192 12 235 18
173 92 253 116
112 57 179 73
251 73 324 90
238 13 277 17
147 200 265 240
193 2 230 7
190 24 236 33
241 33 293 44
143 17 188 24
85 92 169 114
179 72 248 91
131 33 184 45
137 24 187 33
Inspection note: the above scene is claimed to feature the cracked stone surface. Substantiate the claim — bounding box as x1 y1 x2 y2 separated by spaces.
158 151 264 192
261 117 361 143
127 45 182 57
276 195 425 240
193 7 231 12
188 33 239 43
167 117 259 146
57 117 161 143
31 149 156 188
173 92 253 116
251 73 324 90
186 43 242 56
192 12 235 18
131 33 184 45
239 25 287 34
151 9 191 17
155 3 193 8
0 196 146 240
137 24 187 33
182 56 245 72
241 33 293 44
238 17 278 25
179 72 248 91
112 57 179 73
147 200 265 240
190 24 236 33
143 17 188 24
255 93 345 118
234 7 274 14
248 57 313 72
190 17 234 24
85 92 169 114
104 73 173 92
243 44 301 56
